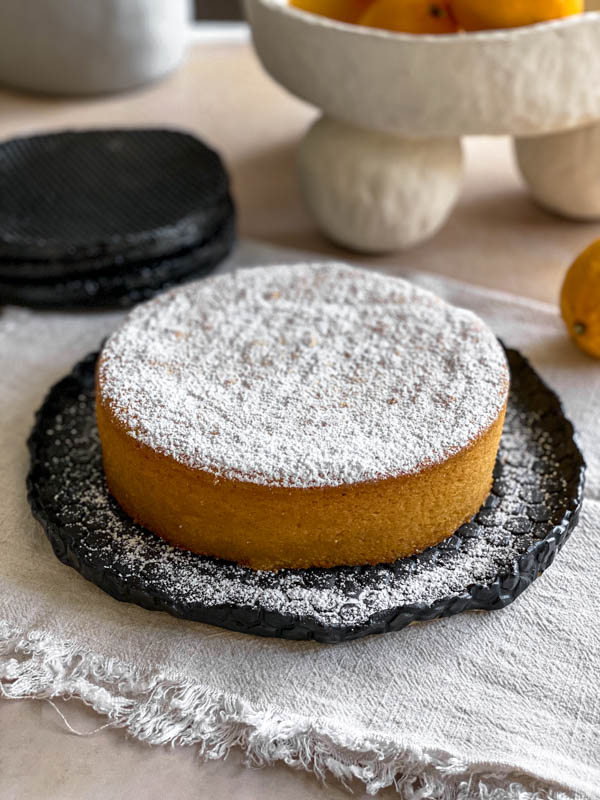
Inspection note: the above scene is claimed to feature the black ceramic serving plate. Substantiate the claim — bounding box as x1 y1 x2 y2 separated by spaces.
0 214 235 310
27 348 585 643
0 129 232 264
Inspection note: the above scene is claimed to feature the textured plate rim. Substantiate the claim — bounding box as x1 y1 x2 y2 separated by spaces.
0 214 235 311
0 196 235 282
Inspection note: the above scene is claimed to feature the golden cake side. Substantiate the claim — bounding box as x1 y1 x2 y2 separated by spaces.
97 392 505 570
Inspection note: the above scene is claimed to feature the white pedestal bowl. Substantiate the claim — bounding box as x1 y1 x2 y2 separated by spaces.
245 0 600 251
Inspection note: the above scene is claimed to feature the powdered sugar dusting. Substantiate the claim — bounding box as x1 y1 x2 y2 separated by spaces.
98 263 509 488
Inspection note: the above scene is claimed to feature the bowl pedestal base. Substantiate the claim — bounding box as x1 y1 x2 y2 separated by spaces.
515 121 600 221
298 115 463 254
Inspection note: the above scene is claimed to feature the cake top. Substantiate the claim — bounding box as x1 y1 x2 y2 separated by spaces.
98 263 509 488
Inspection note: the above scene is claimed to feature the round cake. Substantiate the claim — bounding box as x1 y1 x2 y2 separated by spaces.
96 263 509 570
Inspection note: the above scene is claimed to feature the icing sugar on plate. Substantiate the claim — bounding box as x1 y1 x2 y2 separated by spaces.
98 263 509 488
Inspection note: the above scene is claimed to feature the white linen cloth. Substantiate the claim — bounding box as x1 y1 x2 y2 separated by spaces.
1 240 599 799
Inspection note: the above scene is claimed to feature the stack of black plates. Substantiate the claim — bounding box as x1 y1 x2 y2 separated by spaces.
0 129 236 309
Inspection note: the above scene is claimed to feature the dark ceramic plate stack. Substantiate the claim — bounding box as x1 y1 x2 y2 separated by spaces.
0 129 235 309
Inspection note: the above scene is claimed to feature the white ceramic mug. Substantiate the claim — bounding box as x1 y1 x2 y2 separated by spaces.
0 0 192 96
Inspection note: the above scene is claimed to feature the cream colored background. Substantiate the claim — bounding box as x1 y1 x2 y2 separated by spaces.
1 34 600 800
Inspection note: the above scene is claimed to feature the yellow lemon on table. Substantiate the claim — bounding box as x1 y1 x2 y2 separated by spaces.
561 240 600 359
451 0 584 31
359 0 458 33
289 0 374 23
